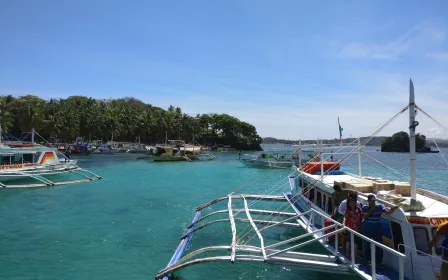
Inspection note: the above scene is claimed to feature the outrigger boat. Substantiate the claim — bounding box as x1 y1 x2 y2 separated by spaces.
156 80 447 280
152 140 216 162
0 129 102 188
240 146 318 169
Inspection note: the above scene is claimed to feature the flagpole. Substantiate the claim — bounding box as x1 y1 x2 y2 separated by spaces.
338 117 343 147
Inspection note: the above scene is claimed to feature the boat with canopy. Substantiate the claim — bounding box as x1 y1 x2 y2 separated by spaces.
0 128 102 188
240 146 318 169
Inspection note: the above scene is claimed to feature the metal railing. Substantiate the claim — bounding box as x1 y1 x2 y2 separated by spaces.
300 208 407 280
398 243 448 280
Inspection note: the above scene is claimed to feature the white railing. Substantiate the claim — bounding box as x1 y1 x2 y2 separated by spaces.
398 244 448 280
296 208 406 280
227 195 237 263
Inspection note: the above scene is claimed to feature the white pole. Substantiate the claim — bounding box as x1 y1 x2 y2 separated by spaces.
409 79 417 201
320 139 324 175
31 128 35 143
298 139 302 167
358 138 362 177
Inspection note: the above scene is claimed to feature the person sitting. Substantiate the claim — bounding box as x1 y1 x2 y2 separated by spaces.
361 194 398 266
343 194 362 259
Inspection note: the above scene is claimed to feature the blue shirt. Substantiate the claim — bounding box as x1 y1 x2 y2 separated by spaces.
362 204 386 231
441 232 448 257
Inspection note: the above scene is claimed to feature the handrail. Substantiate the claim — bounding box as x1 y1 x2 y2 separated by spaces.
308 208 405 257
398 243 448 263
302 207 406 280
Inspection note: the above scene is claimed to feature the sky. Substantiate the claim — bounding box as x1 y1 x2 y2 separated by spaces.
1 0 448 140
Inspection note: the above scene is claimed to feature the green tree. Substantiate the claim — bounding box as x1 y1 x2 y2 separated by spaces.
0 94 261 150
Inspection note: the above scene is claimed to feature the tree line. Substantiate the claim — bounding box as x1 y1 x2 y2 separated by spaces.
380 131 430 152
0 95 262 149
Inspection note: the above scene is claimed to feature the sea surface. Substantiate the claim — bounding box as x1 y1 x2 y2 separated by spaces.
1 144 448 280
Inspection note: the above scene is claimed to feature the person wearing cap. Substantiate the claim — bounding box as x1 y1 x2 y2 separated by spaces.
428 220 448 280
361 194 398 266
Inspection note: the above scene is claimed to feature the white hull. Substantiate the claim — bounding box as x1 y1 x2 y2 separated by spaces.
94 149 119 154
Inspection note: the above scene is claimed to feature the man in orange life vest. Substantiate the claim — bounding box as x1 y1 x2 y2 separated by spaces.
429 220 448 280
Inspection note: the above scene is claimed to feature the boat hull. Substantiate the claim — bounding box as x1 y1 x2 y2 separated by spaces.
152 155 186 162
241 159 295 169
0 161 79 182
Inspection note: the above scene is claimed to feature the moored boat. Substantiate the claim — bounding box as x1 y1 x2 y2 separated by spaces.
94 143 120 154
0 129 102 188
152 140 216 162
240 146 318 169
155 80 448 280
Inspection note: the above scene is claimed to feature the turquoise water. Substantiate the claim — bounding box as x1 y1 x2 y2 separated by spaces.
1 145 448 280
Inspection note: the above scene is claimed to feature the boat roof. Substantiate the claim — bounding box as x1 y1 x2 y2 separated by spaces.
0 145 55 154
298 170 448 220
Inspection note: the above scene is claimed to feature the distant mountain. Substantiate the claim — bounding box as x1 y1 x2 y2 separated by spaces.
262 136 388 146
426 138 448 148
262 136 448 148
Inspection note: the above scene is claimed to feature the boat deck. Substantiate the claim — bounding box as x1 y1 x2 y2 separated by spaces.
156 192 407 280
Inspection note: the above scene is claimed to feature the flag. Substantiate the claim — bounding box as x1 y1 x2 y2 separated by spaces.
338 117 343 140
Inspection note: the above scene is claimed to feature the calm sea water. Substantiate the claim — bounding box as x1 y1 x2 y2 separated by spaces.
1 144 448 280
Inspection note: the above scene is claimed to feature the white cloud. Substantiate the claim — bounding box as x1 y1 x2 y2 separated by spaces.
172 72 448 140
426 52 448 62
338 20 447 60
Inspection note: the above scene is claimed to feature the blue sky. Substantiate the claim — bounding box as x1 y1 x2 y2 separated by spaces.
1 0 448 139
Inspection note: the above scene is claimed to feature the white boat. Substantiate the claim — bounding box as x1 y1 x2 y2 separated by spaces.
241 146 318 169
0 130 102 188
94 143 120 154
152 140 216 162
156 80 447 280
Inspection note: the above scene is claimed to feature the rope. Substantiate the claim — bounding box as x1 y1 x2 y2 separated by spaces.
416 105 448 133
238 105 409 245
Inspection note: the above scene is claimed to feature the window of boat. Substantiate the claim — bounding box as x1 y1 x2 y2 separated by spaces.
302 182 308 195
390 221 405 253
23 153 34 163
413 227 429 255
1 156 12 165
432 228 444 255
322 193 327 212
309 187 315 202
315 190 321 208
327 196 333 215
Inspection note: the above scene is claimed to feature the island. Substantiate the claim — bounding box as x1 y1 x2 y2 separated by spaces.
0 95 262 151
380 131 438 153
